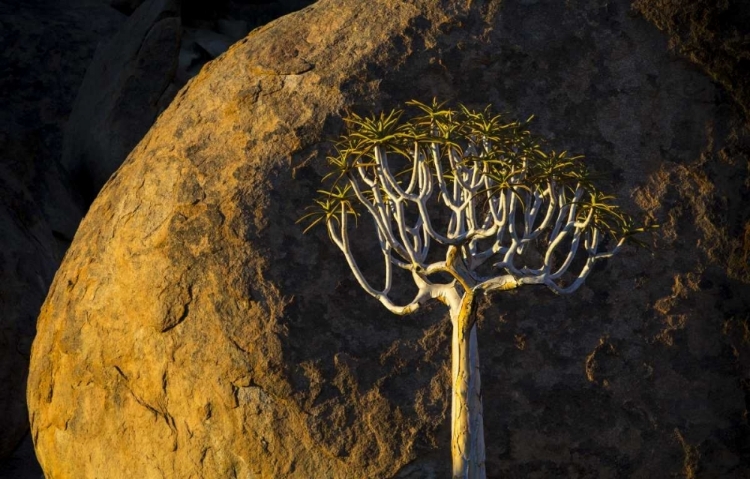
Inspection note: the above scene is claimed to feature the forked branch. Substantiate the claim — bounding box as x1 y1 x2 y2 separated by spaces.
301 99 656 307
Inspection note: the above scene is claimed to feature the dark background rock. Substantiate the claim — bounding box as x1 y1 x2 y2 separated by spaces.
61 0 319 206
0 0 125 468
109 0 146 16
0 167 60 464
25 0 750 478
633 0 750 121
61 0 182 204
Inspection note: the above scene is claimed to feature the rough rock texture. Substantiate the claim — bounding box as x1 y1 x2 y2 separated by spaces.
61 0 319 206
28 0 750 478
0 0 317 471
0 0 124 461
61 0 182 204
633 0 750 120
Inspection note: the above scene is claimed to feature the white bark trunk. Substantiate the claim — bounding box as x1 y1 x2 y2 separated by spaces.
450 293 486 479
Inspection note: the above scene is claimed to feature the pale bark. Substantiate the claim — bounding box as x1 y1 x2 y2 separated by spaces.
319 112 633 478
450 292 486 479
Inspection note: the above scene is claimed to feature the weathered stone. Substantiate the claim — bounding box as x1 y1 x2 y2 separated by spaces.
61 0 182 204
0 0 317 474
0 0 316 470
28 0 750 478
633 0 750 120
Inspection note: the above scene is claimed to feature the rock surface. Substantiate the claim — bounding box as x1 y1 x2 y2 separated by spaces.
61 0 182 203
0 0 316 471
0 0 124 461
27 1 750 479
0 167 61 460
633 0 750 120
61 0 319 206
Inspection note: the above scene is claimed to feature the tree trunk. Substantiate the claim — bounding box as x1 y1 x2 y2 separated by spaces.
451 291 486 479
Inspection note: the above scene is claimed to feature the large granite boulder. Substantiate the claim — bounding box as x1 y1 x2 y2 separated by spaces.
0 0 315 471
28 0 750 478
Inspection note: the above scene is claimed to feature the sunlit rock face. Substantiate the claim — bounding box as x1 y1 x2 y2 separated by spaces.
26 0 750 478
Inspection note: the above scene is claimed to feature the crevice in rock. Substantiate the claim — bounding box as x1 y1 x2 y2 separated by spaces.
161 283 193 333
114 364 176 434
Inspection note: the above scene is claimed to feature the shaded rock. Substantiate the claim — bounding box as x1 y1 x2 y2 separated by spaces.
0 166 62 459
181 0 229 25
0 0 124 244
110 0 147 15
28 0 750 478
0 0 123 463
0 434 44 479
633 0 750 120
61 0 182 204
216 18 250 41
192 27 234 58
177 27 232 82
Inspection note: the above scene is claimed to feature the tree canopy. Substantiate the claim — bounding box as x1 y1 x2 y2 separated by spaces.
301 99 656 309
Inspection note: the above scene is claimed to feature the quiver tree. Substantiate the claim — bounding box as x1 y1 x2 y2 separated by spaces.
301 100 655 479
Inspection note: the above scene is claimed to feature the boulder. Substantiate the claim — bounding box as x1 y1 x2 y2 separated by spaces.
0 0 312 469
28 0 750 478
61 0 182 204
